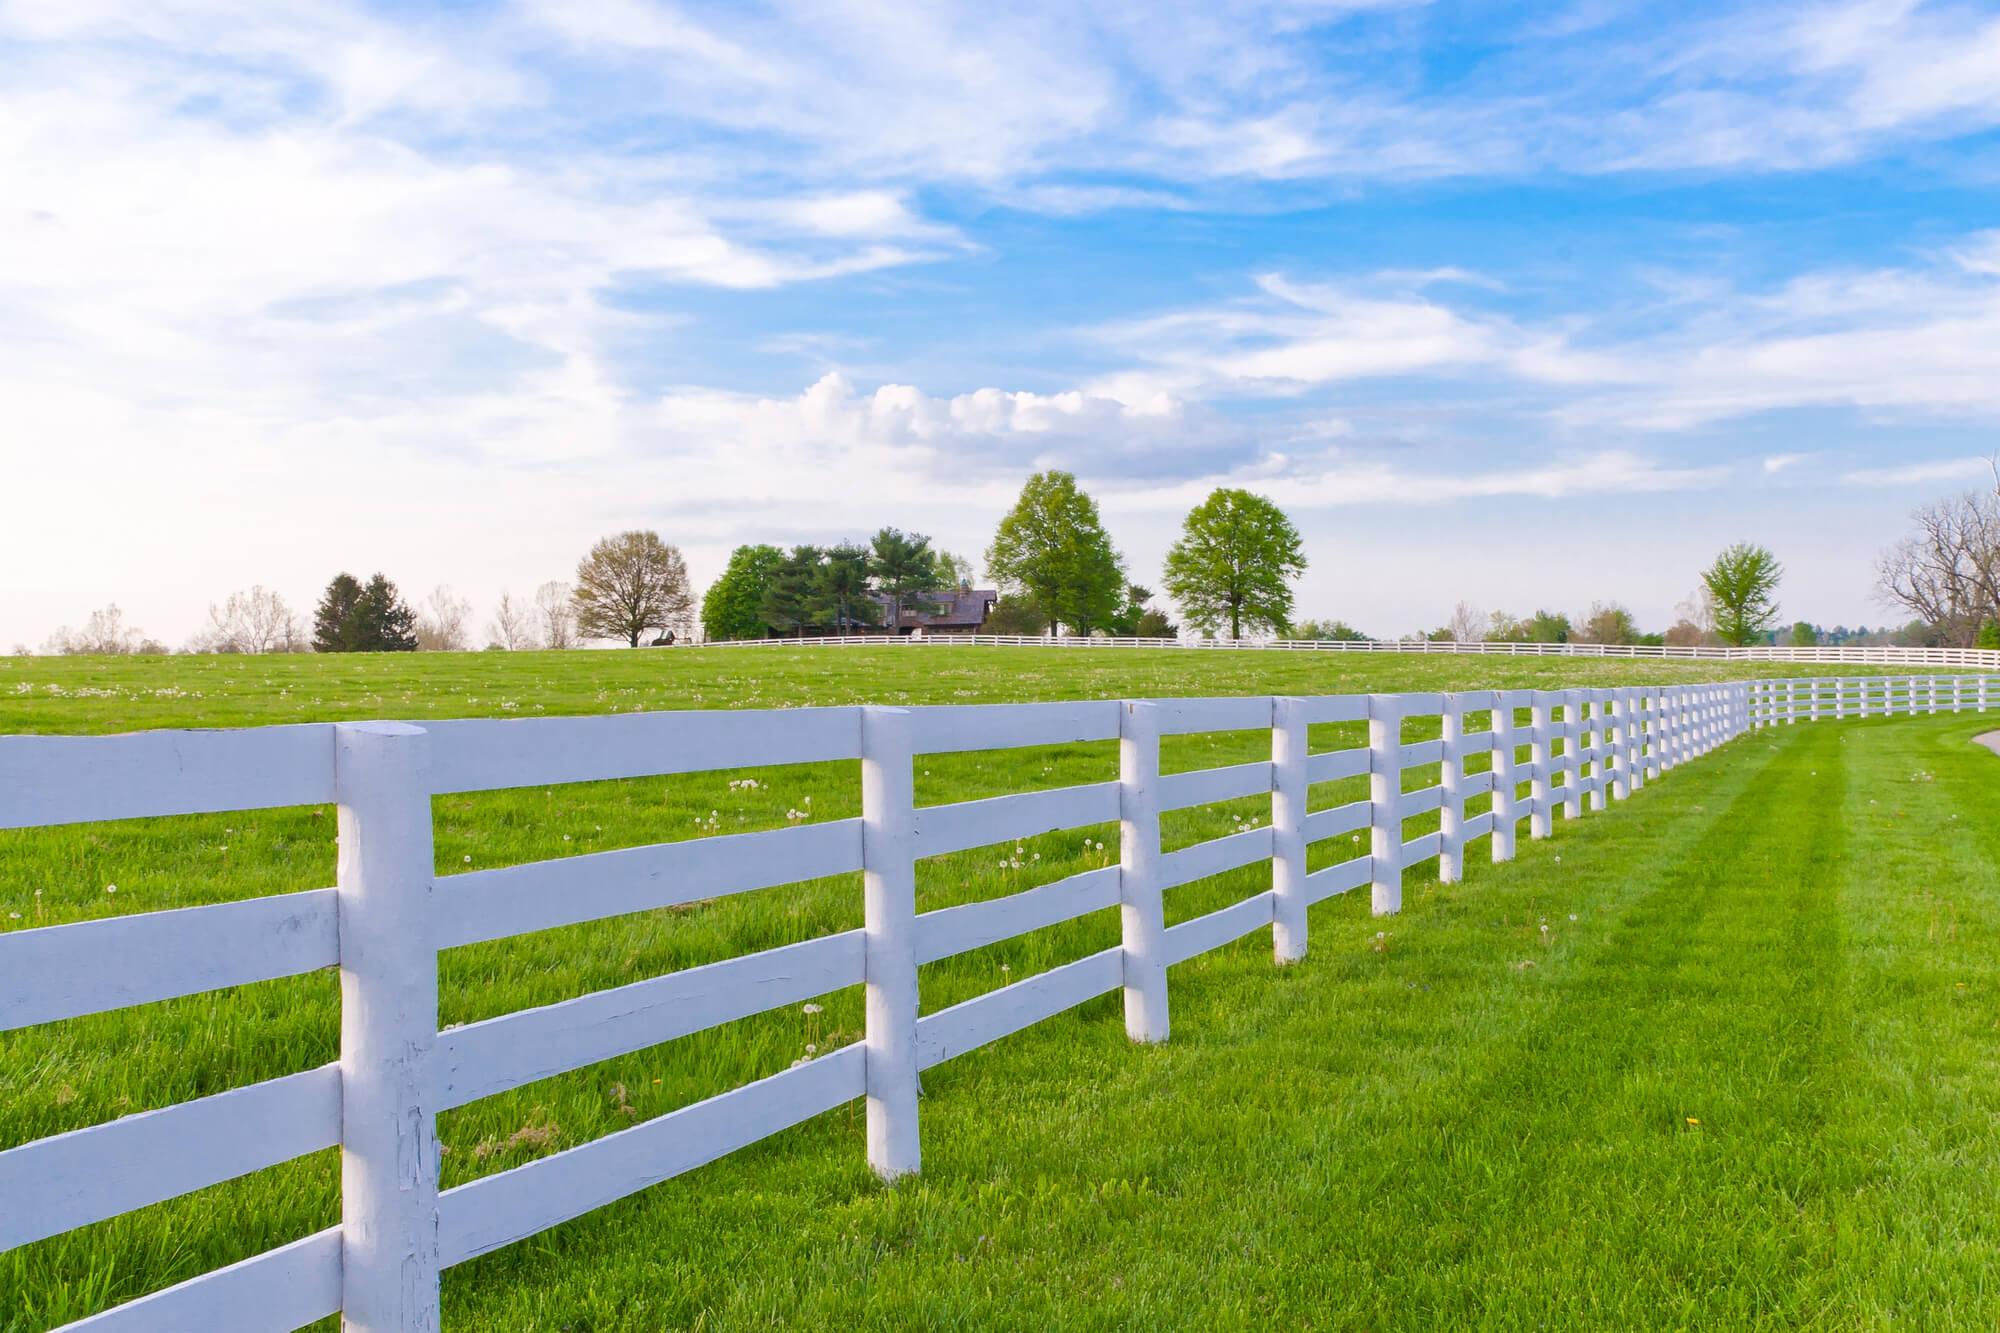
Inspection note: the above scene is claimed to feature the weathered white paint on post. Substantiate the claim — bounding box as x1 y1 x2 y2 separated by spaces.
1529 692 1554 839
1438 694 1465 884
1490 694 1518 862
335 722 441 1333
1269 697 1309 963
859 706 920 1180
1561 692 1584 821
1118 701 1170 1039
1368 694 1404 915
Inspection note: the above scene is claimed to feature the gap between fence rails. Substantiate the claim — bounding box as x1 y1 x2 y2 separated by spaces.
0 675 1991 1332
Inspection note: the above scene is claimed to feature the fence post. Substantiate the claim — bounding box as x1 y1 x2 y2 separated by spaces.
336 722 441 1333
1529 692 1554 837
1983 676 1991 714
1609 690 1629 800
1270 697 1309 964
1439 694 1464 884
860 706 920 1180
1119 701 1170 1040
1561 691 1584 821
1490 693 1518 863
1588 692 1609 811
1369 694 1404 915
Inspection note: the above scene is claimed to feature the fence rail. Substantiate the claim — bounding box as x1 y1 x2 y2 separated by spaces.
1 674 1993 1329
685 632 2000 668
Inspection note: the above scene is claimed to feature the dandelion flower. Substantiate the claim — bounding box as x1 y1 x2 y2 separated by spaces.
105 884 117 894
802 1003 822 1015
1685 1117 1701 1127
463 855 472 864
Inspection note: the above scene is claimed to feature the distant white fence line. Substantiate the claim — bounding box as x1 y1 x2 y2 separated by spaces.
0 675 1992 1330
690 632 2000 669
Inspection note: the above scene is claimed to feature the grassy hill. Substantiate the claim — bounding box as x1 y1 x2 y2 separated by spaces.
3 648 1995 1330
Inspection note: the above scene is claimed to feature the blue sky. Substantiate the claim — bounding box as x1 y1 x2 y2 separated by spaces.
4 0 2000 646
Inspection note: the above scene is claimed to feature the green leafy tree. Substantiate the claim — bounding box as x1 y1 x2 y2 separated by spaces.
1702 542 1784 646
701 544 785 642
985 471 1125 634
1526 609 1571 643
1577 602 1639 646
1979 620 2000 650
313 572 417 652
933 551 975 588
869 528 945 629
572 530 695 646
812 543 880 633
1160 488 1307 639
1105 584 1163 636
1788 620 1818 647
984 596 1050 635
1285 618 1368 642
760 545 823 637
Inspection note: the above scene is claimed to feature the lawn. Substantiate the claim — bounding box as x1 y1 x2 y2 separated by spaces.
2 648 1995 1330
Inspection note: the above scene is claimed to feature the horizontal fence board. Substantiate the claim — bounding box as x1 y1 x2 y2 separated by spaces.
1299 695 1369 724
423 707 861 794
1459 770 1496 796
1453 731 1498 756
912 782 1120 860
0 1064 341 1250
1402 831 1442 864
1398 739 1445 769
914 867 1120 965
1151 696 1273 735
908 701 1119 755
1399 786 1444 818
1465 811 1495 839
52 1227 343 1333
1306 748 1369 784
0 888 339 1032
1303 799 1369 844
435 819 864 949
0 725 335 830
1158 761 1273 811
438 1042 866 1267
1306 855 1371 904
1399 693 1445 717
915 947 1123 1070
1451 690 1499 710
438 932 866 1110
1164 892 1275 966
1159 826 1275 890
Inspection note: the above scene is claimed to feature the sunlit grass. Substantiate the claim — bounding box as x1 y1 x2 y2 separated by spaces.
1 649 1989 1330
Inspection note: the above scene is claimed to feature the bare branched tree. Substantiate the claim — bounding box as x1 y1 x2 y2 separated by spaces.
571 532 694 646
1446 600 1485 643
194 586 301 653
488 591 534 651
1875 465 2000 647
44 605 166 655
414 585 473 652
534 581 576 649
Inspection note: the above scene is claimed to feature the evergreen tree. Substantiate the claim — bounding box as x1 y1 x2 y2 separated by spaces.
313 573 366 652
812 543 880 633
984 471 1125 634
759 545 824 637
701 544 786 642
313 572 417 651
868 527 944 629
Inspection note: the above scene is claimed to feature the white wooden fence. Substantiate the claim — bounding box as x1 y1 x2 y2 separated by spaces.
1 674 1991 1330
690 632 2000 668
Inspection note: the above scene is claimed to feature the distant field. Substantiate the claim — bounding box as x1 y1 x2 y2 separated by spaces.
0 644 1895 735
3 648 1993 1330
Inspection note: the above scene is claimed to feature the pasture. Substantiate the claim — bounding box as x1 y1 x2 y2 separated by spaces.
3 648 1996 1330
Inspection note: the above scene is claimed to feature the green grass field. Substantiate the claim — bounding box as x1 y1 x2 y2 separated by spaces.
3 648 1997 1330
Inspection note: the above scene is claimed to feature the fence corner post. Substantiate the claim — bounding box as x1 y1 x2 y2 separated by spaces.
336 721 441 1333
860 706 921 1180
1270 696 1309 963
1119 700 1170 1040
1438 694 1465 883
1369 694 1405 915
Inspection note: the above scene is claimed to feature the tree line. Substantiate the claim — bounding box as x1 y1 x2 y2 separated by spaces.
34 464 1990 655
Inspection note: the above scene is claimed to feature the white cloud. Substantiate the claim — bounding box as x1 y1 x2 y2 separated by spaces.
1763 452 1810 472
1839 457 1994 486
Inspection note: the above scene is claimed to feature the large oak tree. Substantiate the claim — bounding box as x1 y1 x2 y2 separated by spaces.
1161 488 1306 639
571 531 694 646
984 471 1125 635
